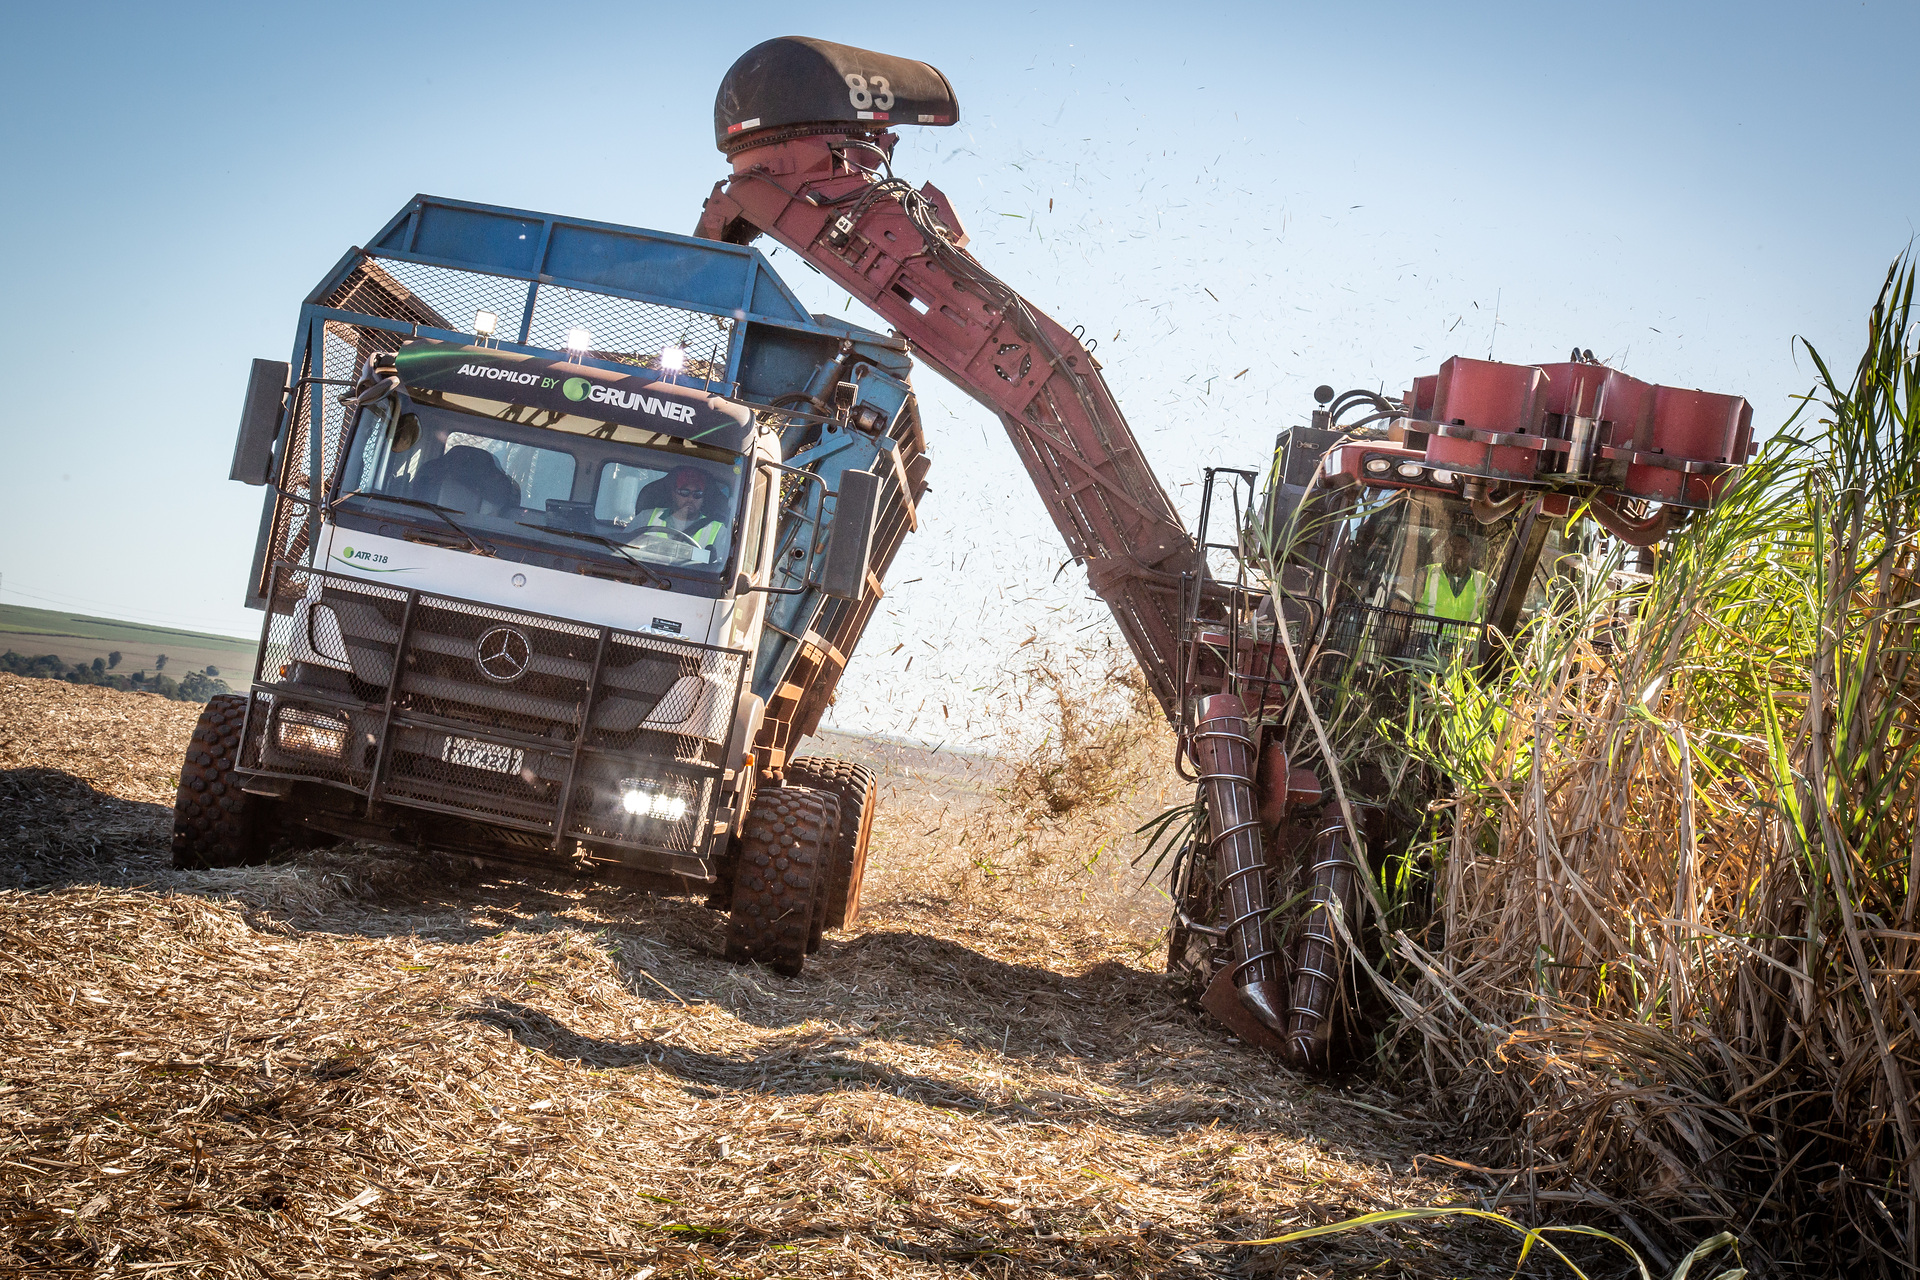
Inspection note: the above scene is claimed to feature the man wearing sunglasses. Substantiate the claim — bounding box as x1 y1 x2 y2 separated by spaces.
626 464 727 564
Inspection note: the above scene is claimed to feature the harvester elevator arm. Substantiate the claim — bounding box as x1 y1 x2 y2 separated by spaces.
695 130 1194 721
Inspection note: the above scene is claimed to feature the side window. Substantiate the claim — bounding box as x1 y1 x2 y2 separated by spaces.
339 406 384 496
742 466 771 573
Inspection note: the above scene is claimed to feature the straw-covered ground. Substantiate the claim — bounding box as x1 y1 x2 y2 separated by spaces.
0 673 1591 1279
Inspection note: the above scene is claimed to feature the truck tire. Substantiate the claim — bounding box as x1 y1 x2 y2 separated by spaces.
787 756 877 935
172 694 277 870
723 786 839 978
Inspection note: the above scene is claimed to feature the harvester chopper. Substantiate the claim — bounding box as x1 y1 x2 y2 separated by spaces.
694 36 1756 1064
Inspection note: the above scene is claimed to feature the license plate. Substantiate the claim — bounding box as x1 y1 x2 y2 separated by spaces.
441 735 524 776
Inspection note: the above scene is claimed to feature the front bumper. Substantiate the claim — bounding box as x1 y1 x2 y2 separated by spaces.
237 562 746 879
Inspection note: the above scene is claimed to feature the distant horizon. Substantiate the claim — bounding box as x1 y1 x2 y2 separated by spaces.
0 602 253 646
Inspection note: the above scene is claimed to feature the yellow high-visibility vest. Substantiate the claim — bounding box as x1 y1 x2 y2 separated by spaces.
1420 567 1485 622
637 509 723 548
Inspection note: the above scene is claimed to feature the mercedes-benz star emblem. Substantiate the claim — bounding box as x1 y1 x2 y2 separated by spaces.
475 626 533 683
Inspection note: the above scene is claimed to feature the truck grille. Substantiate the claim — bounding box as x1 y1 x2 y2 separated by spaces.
240 563 745 866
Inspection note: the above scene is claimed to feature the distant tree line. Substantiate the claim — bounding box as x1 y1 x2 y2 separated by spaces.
0 650 232 702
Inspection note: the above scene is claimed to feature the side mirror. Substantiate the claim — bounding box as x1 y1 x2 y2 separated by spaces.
818 469 880 601
231 359 289 485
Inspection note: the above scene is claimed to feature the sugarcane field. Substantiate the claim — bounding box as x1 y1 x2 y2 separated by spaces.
5 6 1919 1278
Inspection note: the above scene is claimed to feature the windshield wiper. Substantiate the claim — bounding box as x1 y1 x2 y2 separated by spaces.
331 490 497 557
516 522 676 590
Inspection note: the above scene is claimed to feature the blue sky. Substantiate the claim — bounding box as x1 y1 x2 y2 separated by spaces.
2 1 1914 737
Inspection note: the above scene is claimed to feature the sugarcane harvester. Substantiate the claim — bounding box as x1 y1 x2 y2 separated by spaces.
698 37 1756 1065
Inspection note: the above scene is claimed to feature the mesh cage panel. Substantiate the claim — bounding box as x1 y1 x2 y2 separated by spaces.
398 598 598 739
319 321 374 492
259 320 410 599
323 257 530 339
567 764 714 855
320 253 736 382
589 632 742 765
269 251 739 597
382 725 570 830
1321 603 1483 669
242 565 411 789
525 284 733 381
263 363 317 588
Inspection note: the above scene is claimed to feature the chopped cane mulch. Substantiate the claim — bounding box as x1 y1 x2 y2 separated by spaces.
0 674 1513 1278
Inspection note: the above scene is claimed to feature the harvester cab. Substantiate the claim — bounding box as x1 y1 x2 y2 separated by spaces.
186 196 931 978
693 37 1758 1064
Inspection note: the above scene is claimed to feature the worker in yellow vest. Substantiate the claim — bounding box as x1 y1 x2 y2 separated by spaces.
627 465 726 563
1419 531 1486 623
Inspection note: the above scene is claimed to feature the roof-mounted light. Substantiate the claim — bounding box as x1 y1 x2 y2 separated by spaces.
473 310 498 339
565 327 592 354
659 344 687 373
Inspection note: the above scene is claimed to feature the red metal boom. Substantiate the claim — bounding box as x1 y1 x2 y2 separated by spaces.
696 130 1194 720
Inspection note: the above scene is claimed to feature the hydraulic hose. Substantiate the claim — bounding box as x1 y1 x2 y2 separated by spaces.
1588 493 1680 546
1463 477 1528 524
339 354 400 407
1328 390 1397 427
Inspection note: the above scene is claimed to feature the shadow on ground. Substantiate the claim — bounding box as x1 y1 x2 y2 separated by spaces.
2 765 1223 1097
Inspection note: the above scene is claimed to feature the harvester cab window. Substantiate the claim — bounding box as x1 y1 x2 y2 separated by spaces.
740 467 772 574
1338 488 1489 623
1324 487 1491 667
1415 528 1488 624
1520 523 1593 617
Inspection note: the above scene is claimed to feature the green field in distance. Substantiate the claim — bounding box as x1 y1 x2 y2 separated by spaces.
0 603 256 674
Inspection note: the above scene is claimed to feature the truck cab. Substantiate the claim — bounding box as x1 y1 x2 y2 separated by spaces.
176 195 932 977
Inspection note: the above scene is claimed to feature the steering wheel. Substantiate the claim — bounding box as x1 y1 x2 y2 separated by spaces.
630 525 702 549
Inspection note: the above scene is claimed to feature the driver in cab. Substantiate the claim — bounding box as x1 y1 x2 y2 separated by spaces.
1419 531 1487 624
626 465 726 564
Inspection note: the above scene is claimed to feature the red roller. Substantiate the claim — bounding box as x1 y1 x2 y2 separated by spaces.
1187 693 1288 1038
1287 820 1362 1069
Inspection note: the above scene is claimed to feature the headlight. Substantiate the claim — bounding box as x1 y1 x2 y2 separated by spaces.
1395 462 1426 480
619 778 689 821
276 707 347 758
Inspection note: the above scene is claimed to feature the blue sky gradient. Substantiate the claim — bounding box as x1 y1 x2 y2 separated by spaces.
2 1 1914 735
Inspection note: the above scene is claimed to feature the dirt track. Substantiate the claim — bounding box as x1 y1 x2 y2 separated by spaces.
0 674 1507 1278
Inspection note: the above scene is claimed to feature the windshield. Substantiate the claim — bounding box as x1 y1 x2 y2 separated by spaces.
1332 487 1588 623
336 400 744 574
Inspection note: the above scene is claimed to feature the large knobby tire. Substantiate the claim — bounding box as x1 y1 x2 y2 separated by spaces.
723 786 839 978
172 694 277 869
788 756 877 940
